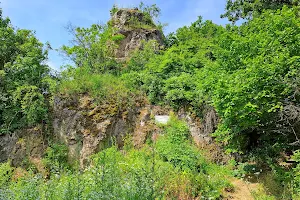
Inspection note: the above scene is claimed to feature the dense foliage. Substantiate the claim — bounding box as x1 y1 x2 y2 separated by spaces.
61 24 120 74
0 1 300 199
0 8 50 134
0 118 232 200
126 6 300 154
221 0 299 22
204 6 300 152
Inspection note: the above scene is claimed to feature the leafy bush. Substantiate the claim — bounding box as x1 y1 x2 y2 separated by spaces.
221 0 298 22
0 119 232 200
42 143 70 174
0 162 13 188
61 23 120 74
8 174 42 200
155 115 202 171
111 34 125 44
125 40 159 73
196 6 300 152
59 67 143 115
13 85 47 125
155 116 233 199
163 73 197 109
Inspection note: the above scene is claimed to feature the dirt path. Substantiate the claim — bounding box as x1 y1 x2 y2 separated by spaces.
224 179 259 200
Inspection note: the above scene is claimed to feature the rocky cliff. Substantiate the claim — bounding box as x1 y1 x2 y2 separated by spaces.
111 8 164 59
0 127 47 167
53 95 145 167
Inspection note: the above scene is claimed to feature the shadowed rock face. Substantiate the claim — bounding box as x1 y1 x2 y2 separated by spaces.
0 133 18 163
0 128 46 167
178 107 219 145
0 98 218 168
111 8 164 60
116 29 163 59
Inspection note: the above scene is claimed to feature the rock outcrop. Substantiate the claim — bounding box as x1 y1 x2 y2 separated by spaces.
0 99 220 167
178 107 219 146
111 8 164 59
0 127 46 167
0 133 18 163
53 95 143 167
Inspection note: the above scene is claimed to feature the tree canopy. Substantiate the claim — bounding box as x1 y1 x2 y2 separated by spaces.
0 11 50 134
221 0 299 22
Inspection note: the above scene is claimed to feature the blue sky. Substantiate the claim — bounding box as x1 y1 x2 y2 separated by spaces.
1 0 229 70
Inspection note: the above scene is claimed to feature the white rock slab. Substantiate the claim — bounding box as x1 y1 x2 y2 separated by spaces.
155 115 170 125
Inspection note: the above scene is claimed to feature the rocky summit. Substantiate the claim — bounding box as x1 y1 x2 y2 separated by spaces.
111 8 164 59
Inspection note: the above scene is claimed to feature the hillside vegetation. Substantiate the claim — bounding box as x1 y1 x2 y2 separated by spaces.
1 1 300 199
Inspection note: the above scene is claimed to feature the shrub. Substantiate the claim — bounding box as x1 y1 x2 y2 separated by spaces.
42 143 70 174
0 162 13 188
59 68 143 115
8 174 42 200
155 115 201 171
111 34 125 44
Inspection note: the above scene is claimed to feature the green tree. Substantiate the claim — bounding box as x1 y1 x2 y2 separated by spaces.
0 8 50 134
137 17 223 107
201 6 300 151
138 2 161 24
61 23 120 74
221 0 299 22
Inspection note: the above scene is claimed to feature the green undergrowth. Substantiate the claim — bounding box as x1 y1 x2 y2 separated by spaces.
60 67 132 99
0 117 233 200
59 66 145 113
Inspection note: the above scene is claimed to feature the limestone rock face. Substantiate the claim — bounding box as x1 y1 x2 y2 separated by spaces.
0 133 18 163
132 105 218 148
0 128 46 167
52 96 84 165
116 29 163 58
53 95 141 168
111 8 164 59
133 107 157 147
0 98 219 168
111 8 153 30
178 107 219 146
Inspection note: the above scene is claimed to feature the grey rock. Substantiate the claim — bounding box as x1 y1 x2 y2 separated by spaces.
111 8 164 59
178 107 218 145
0 132 18 163
53 95 140 168
0 128 46 167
